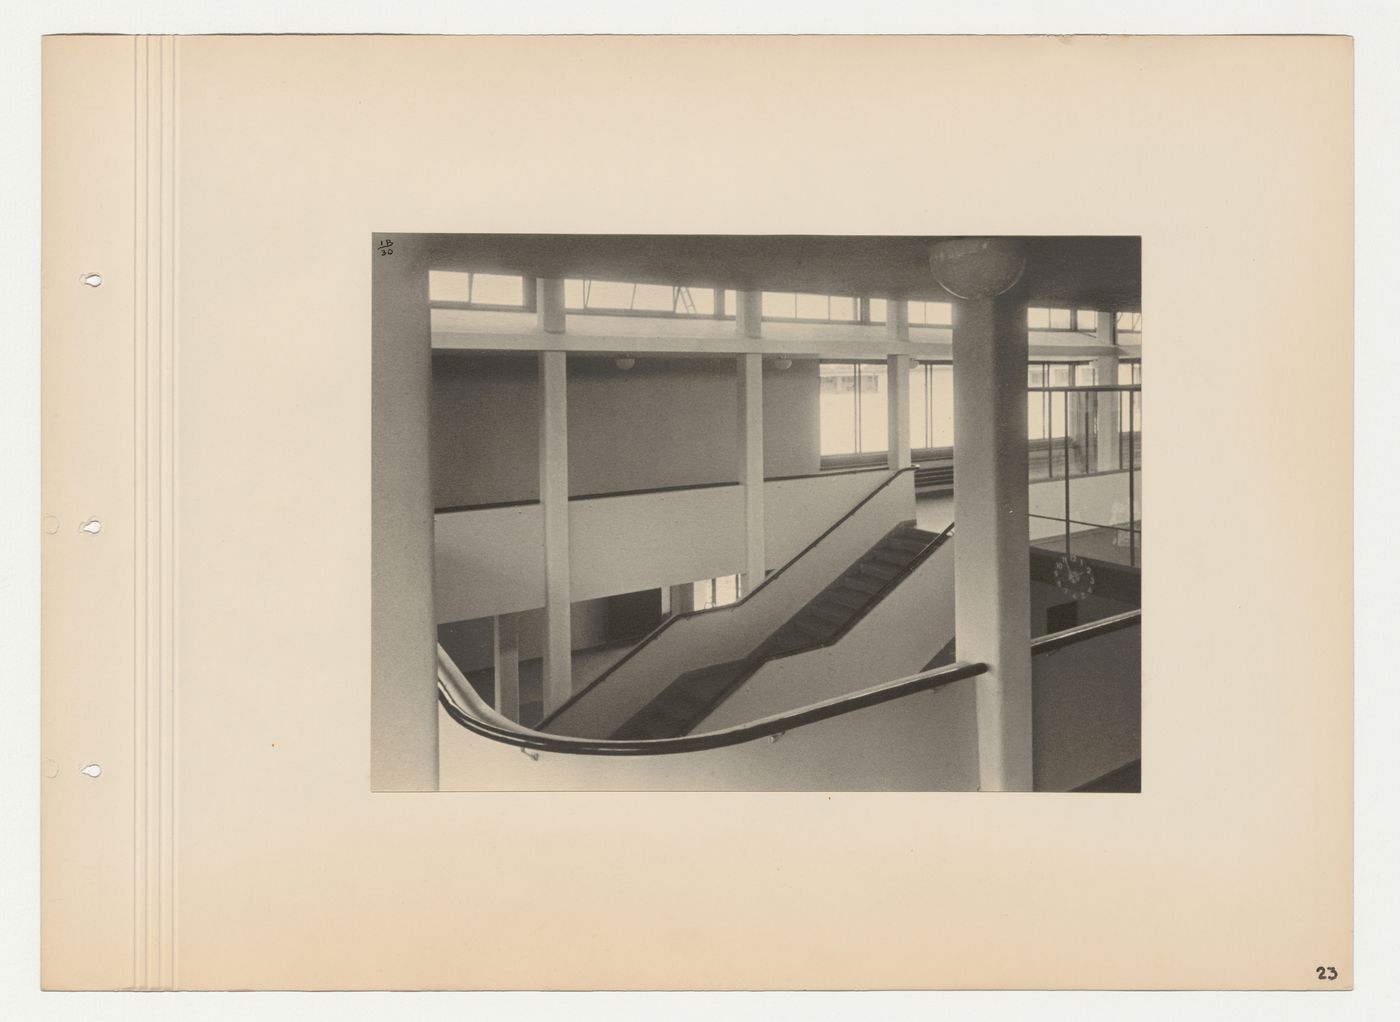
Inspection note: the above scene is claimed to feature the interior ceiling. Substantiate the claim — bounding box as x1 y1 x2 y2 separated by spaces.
418 234 1141 312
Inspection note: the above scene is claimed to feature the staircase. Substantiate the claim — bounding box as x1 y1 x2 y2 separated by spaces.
611 522 947 740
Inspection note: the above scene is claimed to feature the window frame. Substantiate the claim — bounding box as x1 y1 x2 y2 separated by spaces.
427 270 533 312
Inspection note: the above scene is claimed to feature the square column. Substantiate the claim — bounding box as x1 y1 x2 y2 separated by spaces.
736 289 762 340
1094 313 1121 472
885 301 912 472
736 352 766 593
492 613 521 722
885 297 910 343
538 348 573 714
887 353 912 472
538 277 566 334
952 294 1034 791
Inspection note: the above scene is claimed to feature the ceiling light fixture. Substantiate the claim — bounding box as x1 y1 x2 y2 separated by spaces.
928 237 1026 300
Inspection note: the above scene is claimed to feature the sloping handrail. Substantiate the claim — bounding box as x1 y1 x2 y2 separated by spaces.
438 644 988 757
677 520 956 734
1031 609 1141 656
536 465 918 729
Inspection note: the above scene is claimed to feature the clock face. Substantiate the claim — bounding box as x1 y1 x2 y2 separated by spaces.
1053 553 1096 600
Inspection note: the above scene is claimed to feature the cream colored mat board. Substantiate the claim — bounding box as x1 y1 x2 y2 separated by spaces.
41 34 1351 990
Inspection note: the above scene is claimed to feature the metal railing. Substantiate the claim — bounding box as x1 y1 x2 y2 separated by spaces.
1031 609 1142 656
535 466 919 730
1028 384 1141 569
438 611 1143 756
438 645 988 757
668 522 957 735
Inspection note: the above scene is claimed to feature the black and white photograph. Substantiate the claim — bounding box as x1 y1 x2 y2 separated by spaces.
373 234 1143 791
24 22 1364 1000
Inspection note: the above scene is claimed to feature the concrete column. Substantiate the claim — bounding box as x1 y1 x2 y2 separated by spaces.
887 353 912 472
492 613 521 721
1094 313 1121 472
736 289 763 340
370 234 439 791
885 298 910 344
736 352 766 593
539 349 572 714
538 277 566 335
952 294 1034 791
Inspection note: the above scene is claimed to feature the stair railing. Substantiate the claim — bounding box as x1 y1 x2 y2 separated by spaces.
674 521 956 734
537 466 918 733
439 642 988 756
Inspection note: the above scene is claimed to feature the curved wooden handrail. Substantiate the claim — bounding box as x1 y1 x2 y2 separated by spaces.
535 466 918 729
438 645 988 757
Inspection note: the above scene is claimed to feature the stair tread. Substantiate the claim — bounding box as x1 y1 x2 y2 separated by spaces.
868 548 914 567
824 589 868 610
858 561 899 580
611 519 953 741
806 602 850 625
793 618 836 641
613 658 755 739
841 574 885 594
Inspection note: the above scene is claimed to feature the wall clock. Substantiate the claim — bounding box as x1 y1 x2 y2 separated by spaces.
1053 553 1096 600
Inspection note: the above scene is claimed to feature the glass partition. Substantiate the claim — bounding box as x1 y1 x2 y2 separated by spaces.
1028 384 1142 571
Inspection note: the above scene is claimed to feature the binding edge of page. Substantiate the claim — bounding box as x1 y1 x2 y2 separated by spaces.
40 34 179 991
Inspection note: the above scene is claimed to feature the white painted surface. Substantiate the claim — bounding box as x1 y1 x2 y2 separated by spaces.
1093 329 1121 473
1028 469 1142 541
539 350 572 712
433 469 910 623
438 680 979 792
492 614 520 721
737 352 766 590
567 485 745 601
542 472 916 738
434 504 545 622
695 538 957 731
953 295 1034 792
764 470 890 565
887 353 912 471
433 306 1122 362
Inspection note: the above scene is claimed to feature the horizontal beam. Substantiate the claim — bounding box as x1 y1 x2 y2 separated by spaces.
432 315 1128 361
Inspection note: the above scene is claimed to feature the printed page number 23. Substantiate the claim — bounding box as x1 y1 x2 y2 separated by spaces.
1315 965 1338 981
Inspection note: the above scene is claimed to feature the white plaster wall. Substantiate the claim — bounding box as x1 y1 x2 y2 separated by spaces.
433 504 545 622
695 539 957 731
433 470 914 624
542 472 915 738
438 680 980 792
568 485 745 601
764 469 890 566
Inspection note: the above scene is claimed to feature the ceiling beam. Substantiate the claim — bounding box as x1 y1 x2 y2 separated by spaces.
414 234 1142 312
